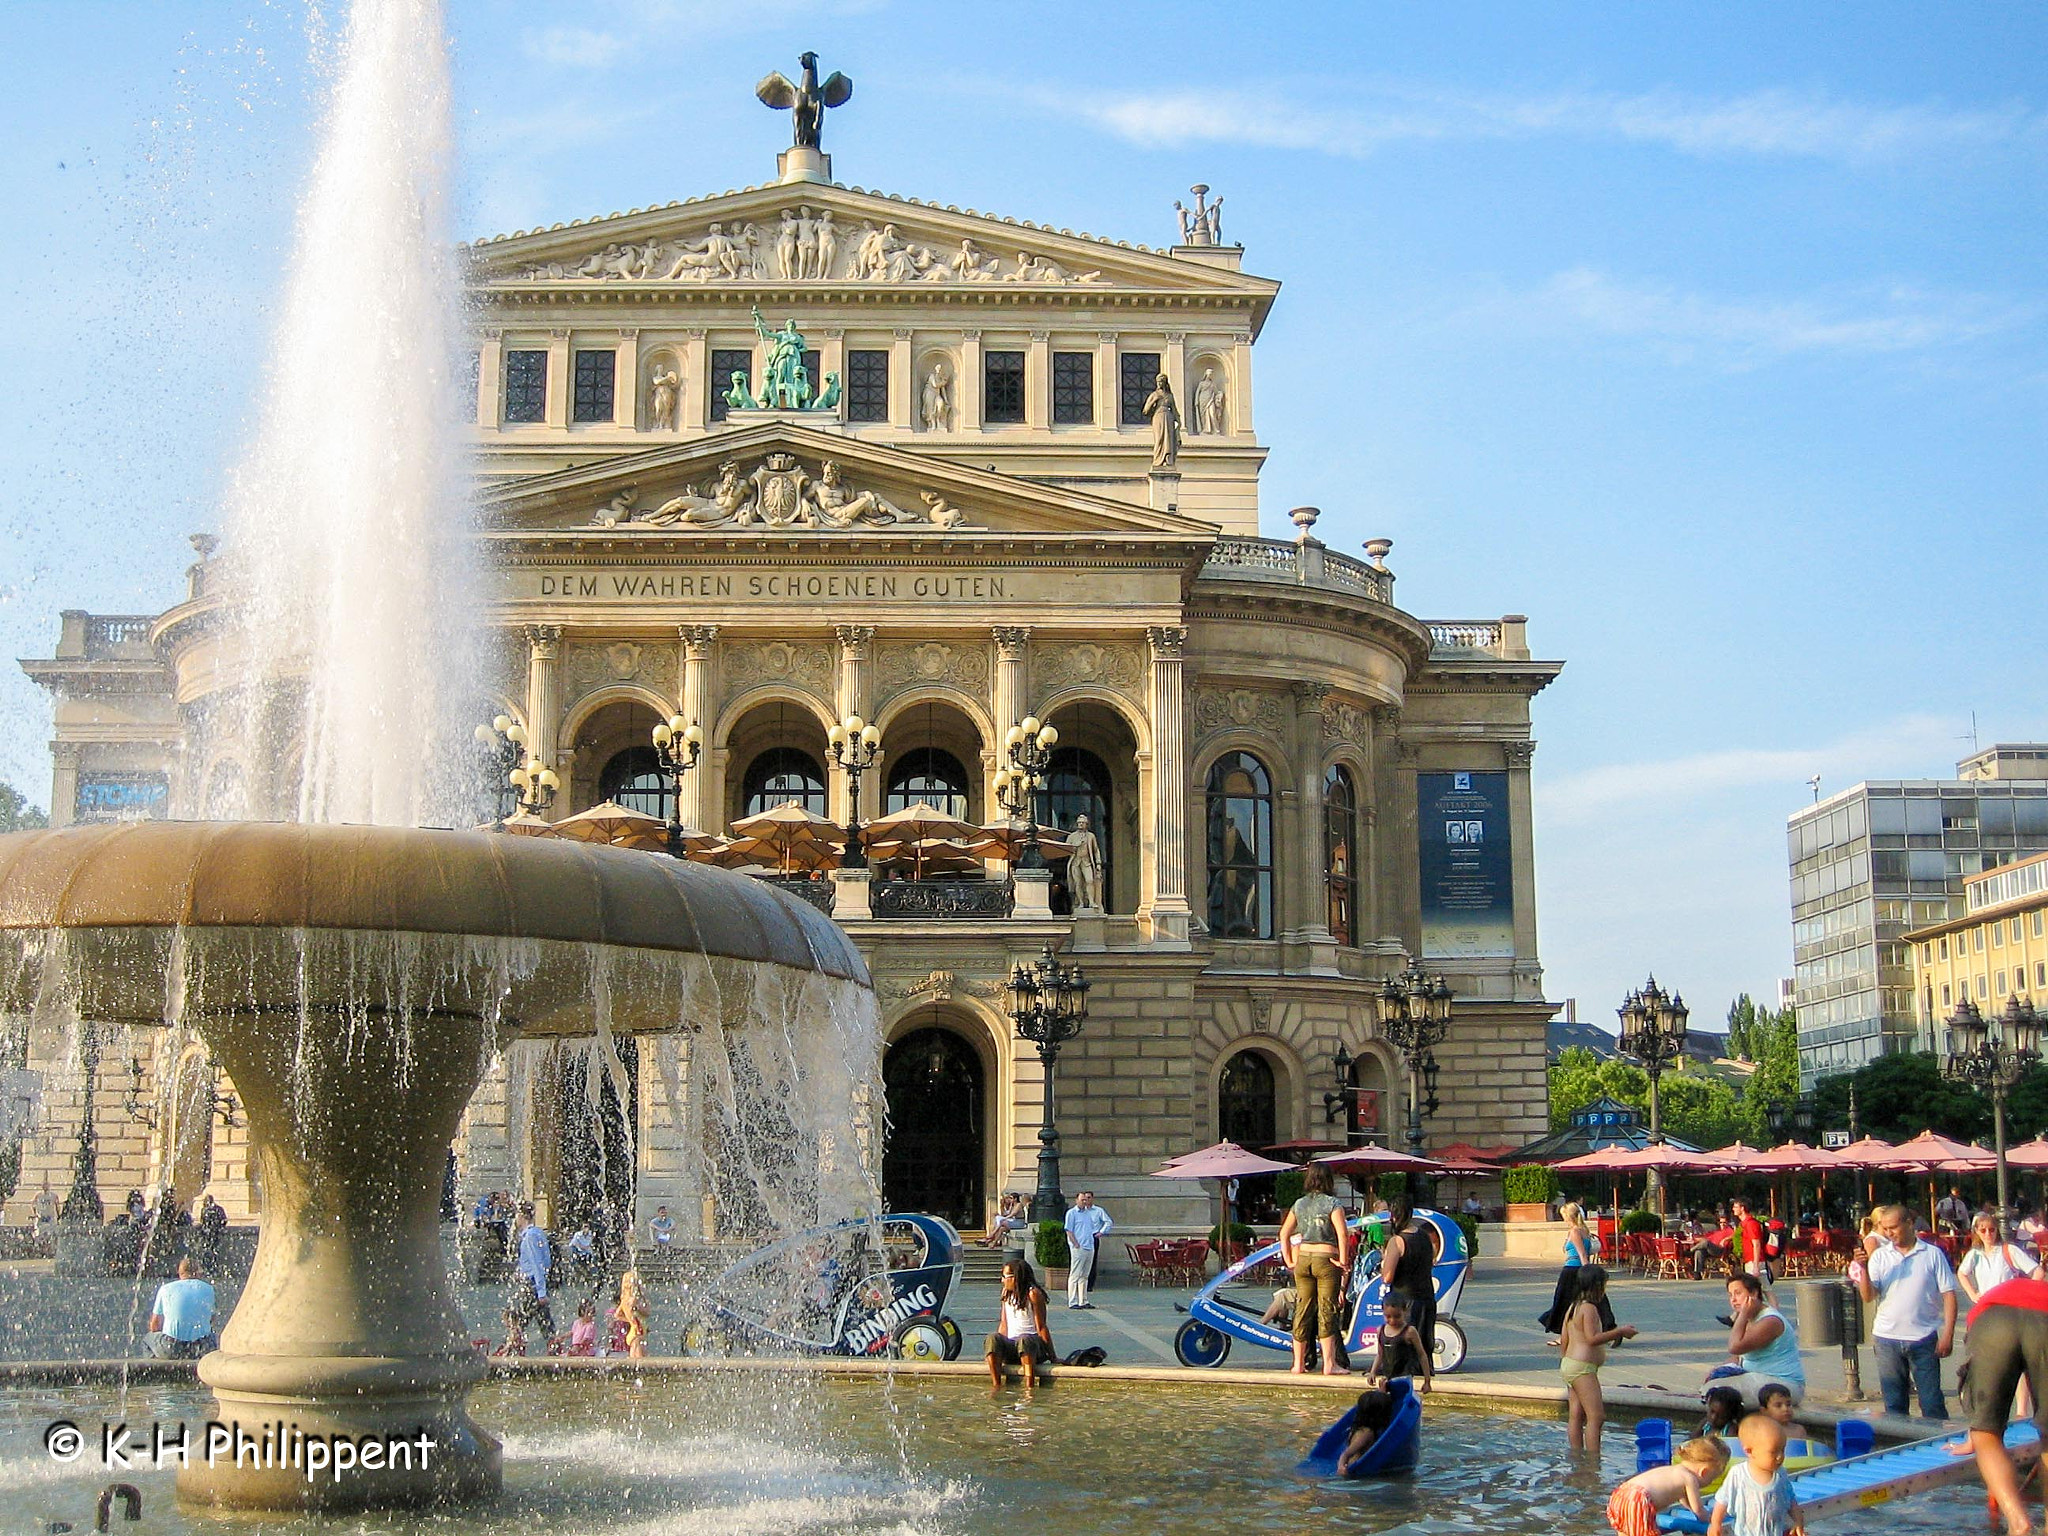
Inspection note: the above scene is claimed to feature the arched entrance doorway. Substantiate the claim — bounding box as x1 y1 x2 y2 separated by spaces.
882 1027 984 1230
1218 1046 1281 1219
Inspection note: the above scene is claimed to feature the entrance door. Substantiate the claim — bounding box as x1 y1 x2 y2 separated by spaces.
882 1028 984 1231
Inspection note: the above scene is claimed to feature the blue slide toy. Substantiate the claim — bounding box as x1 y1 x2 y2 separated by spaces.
1299 1376 1423 1477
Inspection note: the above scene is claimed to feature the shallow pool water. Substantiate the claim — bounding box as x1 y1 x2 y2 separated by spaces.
0 1376 2009 1533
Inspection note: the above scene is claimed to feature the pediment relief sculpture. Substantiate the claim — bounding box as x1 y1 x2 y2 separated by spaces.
584 452 978 532
507 215 1112 287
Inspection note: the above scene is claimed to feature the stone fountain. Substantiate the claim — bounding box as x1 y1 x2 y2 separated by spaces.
0 819 872 1511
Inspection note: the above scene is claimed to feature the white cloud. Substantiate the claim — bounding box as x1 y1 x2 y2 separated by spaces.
522 28 627 70
1522 268 2036 367
1041 81 2041 165
1543 714 1966 827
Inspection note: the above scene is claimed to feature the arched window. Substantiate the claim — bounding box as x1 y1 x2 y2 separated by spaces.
599 746 669 819
1206 751 1273 939
885 747 968 817
1217 1049 1277 1149
743 748 827 816
1036 746 1113 913
1323 764 1358 946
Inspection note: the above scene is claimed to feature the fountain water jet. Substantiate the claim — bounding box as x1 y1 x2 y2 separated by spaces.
0 821 876 1511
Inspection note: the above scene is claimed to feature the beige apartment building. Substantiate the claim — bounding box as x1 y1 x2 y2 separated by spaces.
16 117 1561 1239
1909 848 2048 1036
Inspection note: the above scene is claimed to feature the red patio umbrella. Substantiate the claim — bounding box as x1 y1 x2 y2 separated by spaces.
2005 1138 2048 1169
1152 1141 1296 1264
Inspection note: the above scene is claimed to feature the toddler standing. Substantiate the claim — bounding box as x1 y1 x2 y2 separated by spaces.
1707 1414 1805 1536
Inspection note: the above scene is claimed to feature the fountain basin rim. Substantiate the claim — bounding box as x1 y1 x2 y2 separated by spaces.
0 821 866 984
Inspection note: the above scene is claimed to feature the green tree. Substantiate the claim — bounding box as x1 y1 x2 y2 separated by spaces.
1737 1004 1803 1143
1810 1051 1990 1143
1659 1071 1743 1148
1726 994 1759 1063
1548 1046 1648 1131
0 782 46 833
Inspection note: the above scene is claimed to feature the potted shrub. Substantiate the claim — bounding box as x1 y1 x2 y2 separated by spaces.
1502 1164 1558 1223
1034 1219 1070 1288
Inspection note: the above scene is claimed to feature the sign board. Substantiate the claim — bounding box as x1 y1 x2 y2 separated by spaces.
1417 770 1515 958
1821 1130 1851 1150
1353 1088 1381 1136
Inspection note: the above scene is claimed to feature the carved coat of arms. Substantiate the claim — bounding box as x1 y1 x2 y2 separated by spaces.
749 453 811 527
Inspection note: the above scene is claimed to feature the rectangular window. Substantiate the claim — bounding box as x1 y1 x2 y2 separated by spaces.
571 349 616 423
1942 983 1952 1007
1998 970 2009 995
984 349 1026 423
846 349 890 422
1053 351 1094 424
2036 912 2045 937
1995 924 2005 948
802 349 821 404
2038 961 2046 988
2014 917 2025 942
710 348 752 421
1120 351 1161 425
460 351 479 420
1939 936 1949 959
503 349 547 424
1976 928 1986 952
1979 974 1990 998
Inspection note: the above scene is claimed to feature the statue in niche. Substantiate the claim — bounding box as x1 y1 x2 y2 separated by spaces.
1143 372 1181 470
648 366 680 430
808 460 902 527
1192 367 1227 436
755 51 852 151
724 371 759 412
919 363 952 431
1066 815 1104 913
949 238 1000 281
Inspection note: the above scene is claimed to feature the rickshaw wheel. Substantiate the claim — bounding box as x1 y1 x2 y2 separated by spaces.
891 1316 951 1362
1174 1318 1231 1368
1432 1318 1468 1373
936 1316 964 1361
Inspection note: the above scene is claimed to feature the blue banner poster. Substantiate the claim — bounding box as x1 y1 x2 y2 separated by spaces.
1417 771 1513 959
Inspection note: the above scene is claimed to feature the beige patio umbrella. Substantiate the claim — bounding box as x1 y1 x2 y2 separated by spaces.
719 801 847 876
483 810 558 837
551 800 670 852
861 803 983 879
970 820 1073 863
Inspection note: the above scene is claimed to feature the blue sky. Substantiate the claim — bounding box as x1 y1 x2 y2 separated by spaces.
3 1 2043 1029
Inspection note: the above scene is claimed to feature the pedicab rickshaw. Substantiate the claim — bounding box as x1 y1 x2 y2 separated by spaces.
680 1211 967 1362
1173 1208 1470 1372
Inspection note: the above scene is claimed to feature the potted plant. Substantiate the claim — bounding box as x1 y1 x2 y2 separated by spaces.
1502 1164 1558 1223
1034 1219 1070 1288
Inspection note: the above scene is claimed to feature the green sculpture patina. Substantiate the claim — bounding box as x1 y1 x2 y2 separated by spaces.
746 305 839 413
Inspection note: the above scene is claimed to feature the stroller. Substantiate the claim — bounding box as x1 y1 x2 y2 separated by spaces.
1173 1208 1470 1372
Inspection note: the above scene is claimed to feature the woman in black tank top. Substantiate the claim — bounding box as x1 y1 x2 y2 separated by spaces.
1381 1200 1439 1355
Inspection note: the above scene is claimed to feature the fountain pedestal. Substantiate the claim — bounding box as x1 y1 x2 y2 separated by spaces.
176 1003 503 1511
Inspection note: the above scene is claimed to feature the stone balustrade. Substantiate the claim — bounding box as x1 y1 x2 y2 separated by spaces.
1426 616 1531 661
1198 536 1395 605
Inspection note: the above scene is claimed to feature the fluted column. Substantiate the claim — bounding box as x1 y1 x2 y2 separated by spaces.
1372 704 1420 951
1143 625 1191 942
993 626 1030 737
524 625 564 792
1290 682 1334 945
679 625 718 830
835 625 874 823
1503 740 1539 999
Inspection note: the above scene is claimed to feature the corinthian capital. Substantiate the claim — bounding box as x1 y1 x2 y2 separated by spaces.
835 624 875 659
525 624 563 659
681 624 720 658
1502 740 1536 767
1147 625 1187 660
992 625 1031 660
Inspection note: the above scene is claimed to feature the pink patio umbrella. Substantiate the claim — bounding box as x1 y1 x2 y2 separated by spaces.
1151 1141 1296 1264
1745 1141 1843 1223
1877 1131 1998 1228
1829 1136 1898 1229
1312 1144 1445 1216
1556 1144 1716 1222
1704 1141 1771 1170
2004 1137 2048 1169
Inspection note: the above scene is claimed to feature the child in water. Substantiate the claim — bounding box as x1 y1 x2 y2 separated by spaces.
1606 1436 1730 1536
612 1269 649 1359
1560 1266 1637 1455
1335 1388 1396 1476
1698 1384 1744 1440
1366 1291 1433 1393
1757 1382 1808 1446
566 1299 598 1356
1707 1414 1805 1536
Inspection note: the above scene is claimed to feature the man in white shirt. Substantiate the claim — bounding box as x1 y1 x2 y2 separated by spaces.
1854 1202 1958 1420
650 1205 676 1247
1062 1191 1113 1309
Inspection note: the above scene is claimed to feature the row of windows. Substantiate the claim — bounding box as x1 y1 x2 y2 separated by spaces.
1925 910 2048 961
1937 963 2048 1009
492 346 1171 428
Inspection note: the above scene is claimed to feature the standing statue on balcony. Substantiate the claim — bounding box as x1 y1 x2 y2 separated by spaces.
1066 815 1104 913
1143 372 1181 470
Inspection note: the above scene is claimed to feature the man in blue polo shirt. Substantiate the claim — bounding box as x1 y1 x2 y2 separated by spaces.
146 1258 218 1359
1063 1191 1113 1309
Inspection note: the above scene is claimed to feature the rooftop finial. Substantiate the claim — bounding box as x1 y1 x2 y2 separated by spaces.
757 52 852 184
1174 183 1224 246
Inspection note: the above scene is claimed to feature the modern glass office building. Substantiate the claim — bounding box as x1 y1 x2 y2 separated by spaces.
1788 747 2048 1084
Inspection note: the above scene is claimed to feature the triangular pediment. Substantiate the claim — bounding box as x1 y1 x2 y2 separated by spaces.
464 181 1276 316
481 421 1222 544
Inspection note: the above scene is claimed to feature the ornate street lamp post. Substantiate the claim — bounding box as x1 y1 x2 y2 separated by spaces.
473 716 531 822
478 716 558 816
1374 959 1454 1169
994 715 1059 869
826 713 882 870
1616 977 1689 1213
649 715 705 858
1943 995 2041 1237
1007 942 1092 1224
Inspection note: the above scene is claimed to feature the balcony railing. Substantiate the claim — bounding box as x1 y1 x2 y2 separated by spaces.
1198 537 1394 605
1425 619 1530 660
758 877 836 915
83 616 156 659
871 879 1015 921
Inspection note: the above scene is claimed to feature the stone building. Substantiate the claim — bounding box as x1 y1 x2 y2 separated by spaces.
15 122 1560 1239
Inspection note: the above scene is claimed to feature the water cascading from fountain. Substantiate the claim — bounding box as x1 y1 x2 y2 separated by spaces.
215 0 476 828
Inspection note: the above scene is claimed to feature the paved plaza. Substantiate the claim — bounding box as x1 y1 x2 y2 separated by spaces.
0 1254 1964 1436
